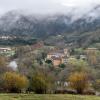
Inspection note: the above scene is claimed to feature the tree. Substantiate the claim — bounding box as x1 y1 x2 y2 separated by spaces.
30 71 53 94
59 64 66 68
45 60 52 65
68 58 89 72
93 79 100 92
0 56 6 67
3 72 29 93
86 49 98 65
68 72 90 94
0 56 12 74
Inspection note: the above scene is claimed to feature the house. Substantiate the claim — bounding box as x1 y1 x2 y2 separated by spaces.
62 56 68 64
47 48 70 66
0 47 15 57
80 55 87 60
0 47 11 53
85 47 98 56
51 56 62 66
86 48 98 50
85 48 98 53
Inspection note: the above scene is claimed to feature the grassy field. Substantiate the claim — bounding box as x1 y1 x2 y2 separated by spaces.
0 94 100 100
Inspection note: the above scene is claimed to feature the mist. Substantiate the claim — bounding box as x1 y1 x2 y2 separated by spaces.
0 0 100 20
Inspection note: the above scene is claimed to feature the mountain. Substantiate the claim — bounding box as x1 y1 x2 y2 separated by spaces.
0 5 100 46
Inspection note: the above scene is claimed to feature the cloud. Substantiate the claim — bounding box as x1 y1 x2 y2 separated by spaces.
0 0 100 15
62 3 76 7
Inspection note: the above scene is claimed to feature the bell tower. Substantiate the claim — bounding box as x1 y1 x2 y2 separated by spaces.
64 48 70 57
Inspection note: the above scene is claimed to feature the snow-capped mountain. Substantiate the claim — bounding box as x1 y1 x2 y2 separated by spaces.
0 5 100 38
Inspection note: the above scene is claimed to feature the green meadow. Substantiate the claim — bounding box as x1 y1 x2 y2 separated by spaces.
0 94 99 100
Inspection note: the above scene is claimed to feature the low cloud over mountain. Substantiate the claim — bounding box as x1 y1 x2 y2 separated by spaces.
0 1 100 47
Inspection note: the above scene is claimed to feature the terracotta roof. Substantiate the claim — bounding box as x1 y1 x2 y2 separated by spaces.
48 52 64 55
51 56 62 60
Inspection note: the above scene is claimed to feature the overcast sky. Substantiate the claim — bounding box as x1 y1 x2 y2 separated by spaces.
0 0 100 15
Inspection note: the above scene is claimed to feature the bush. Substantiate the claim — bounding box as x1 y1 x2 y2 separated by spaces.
3 72 29 93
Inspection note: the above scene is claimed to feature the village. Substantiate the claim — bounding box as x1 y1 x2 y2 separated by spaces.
46 47 99 66
0 41 99 68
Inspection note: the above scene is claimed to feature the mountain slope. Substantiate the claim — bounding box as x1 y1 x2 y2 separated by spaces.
0 6 100 46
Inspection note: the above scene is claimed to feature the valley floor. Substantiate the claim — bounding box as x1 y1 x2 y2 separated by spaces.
0 94 100 100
